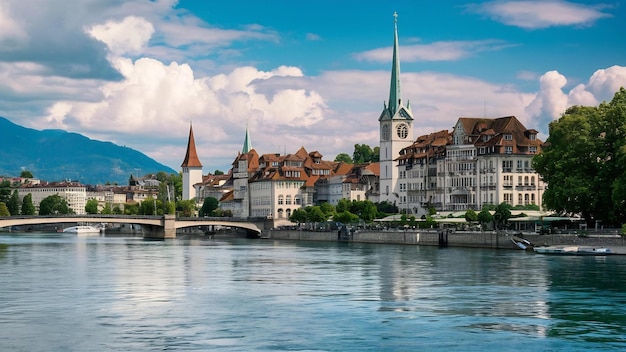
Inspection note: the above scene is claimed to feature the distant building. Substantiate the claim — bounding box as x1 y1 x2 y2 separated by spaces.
19 181 87 214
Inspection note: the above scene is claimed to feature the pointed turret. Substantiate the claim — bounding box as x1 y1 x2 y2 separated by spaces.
181 123 202 168
388 11 402 117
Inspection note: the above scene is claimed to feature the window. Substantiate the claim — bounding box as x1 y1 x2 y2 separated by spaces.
529 146 537 153
505 146 513 154
504 134 513 140
278 195 284 205
286 195 292 205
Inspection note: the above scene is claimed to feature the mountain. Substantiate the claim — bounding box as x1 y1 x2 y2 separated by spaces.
0 116 177 185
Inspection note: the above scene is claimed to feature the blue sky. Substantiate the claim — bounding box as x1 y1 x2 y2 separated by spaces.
0 0 625 174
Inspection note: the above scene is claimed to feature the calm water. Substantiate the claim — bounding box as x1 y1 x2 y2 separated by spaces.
1 232 626 351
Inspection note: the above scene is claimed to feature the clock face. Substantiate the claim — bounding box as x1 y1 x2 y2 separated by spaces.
396 123 408 139
381 124 390 141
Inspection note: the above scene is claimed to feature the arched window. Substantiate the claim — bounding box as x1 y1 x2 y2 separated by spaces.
286 208 292 217
286 195 292 205
524 194 529 205
278 195 284 205
294 196 301 205
531 176 535 186
524 176 529 186
518 194 523 204
277 208 284 218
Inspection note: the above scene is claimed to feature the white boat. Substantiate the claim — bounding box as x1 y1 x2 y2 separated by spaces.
63 225 102 234
533 246 611 255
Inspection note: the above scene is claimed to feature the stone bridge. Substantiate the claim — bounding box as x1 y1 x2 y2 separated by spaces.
0 215 272 239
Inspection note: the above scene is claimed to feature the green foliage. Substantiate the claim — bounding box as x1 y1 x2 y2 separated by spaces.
0 180 11 205
305 206 327 223
85 199 99 214
213 170 225 175
621 224 626 235
176 199 196 217
336 199 351 213
20 170 34 178
0 202 9 217
124 203 139 215
511 204 540 211
493 202 512 230
319 202 335 219
39 194 72 215
533 88 626 226
21 193 35 215
465 209 478 222
376 200 398 216
334 153 353 163
7 190 20 215
199 197 219 217
477 208 493 230
353 144 380 163
334 211 358 224
290 208 307 224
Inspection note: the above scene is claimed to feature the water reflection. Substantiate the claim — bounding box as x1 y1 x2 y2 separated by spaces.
1 233 625 351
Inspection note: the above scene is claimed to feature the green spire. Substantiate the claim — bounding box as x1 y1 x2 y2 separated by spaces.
388 11 402 117
242 123 252 154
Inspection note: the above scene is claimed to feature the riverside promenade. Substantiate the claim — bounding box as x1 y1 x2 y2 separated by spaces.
265 228 626 254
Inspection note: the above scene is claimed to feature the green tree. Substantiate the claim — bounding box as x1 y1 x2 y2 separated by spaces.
290 208 307 224
334 210 358 224
464 209 478 222
124 203 139 215
493 202 512 230
139 196 158 215
199 197 219 217
350 200 377 222
21 193 36 215
319 202 335 219
177 199 196 217
0 180 11 205
353 144 379 163
39 194 72 215
0 202 9 217
214 169 225 175
0 202 9 216
534 88 626 226
85 199 99 214
20 170 34 178
477 208 493 231
336 198 351 213
334 153 353 163
7 190 20 215
305 206 326 223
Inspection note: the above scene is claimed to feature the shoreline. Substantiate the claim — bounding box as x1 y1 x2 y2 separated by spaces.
264 229 626 254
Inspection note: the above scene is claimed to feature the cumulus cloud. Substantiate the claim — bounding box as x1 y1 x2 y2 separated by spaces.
470 0 612 29
524 66 626 132
87 16 155 56
355 40 514 62
0 1 27 43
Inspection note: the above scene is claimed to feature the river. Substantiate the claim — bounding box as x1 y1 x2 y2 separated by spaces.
1 231 625 351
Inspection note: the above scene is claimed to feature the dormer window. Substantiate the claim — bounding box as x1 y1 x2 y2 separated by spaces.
530 134 536 141
504 134 513 140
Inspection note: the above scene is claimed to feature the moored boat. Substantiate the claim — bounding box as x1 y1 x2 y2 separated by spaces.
62 225 102 234
533 246 611 255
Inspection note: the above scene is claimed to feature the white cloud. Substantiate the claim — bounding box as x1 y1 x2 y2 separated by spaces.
87 16 155 56
355 40 513 63
523 66 626 132
472 0 612 29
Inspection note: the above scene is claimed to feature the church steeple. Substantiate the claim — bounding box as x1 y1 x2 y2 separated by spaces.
388 11 402 117
242 123 252 154
181 123 202 168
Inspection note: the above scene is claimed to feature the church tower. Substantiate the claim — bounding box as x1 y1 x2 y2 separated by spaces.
379 12 414 204
181 123 203 201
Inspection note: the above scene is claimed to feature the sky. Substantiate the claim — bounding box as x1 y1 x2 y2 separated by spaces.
1 0 625 174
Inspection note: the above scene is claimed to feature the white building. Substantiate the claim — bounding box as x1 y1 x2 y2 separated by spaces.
19 181 87 214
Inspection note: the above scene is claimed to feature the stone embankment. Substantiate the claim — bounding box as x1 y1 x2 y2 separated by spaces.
264 229 626 253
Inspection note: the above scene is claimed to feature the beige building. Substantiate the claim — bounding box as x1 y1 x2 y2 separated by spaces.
19 181 87 214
